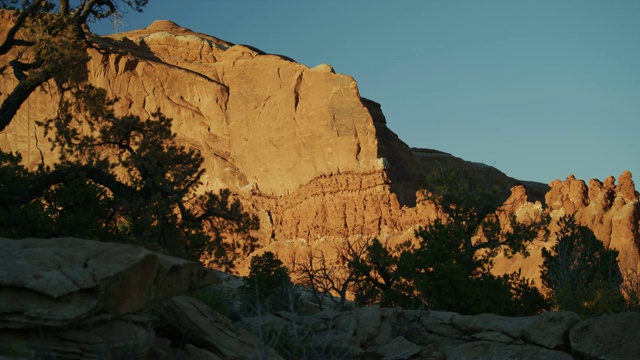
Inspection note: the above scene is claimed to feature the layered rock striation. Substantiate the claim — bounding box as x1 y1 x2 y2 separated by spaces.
0 18 637 274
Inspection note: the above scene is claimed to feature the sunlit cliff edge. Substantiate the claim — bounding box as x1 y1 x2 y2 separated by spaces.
1 18 638 278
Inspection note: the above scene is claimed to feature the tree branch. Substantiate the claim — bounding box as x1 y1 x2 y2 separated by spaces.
0 164 137 206
9 58 42 80
0 0 44 55
471 239 503 253
77 0 116 23
0 66 54 132
59 0 70 16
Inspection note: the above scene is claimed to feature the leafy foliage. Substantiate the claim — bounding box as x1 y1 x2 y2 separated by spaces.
541 215 624 316
349 238 412 307
622 266 640 311
188 288 230 317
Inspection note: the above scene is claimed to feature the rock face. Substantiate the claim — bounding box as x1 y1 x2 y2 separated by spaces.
547 172 640 268
0 18 638 275
0 237 219 358
492 171 640 280
0 237 283 359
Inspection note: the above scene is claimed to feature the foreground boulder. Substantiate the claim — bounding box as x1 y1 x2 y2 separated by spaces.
157 295 282 359
570 312 640 360
1 237 639 360
0 237 219 358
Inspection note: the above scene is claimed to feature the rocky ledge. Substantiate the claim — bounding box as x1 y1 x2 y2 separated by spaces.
239 305 640 359
0 237 221 358
2 238 640 359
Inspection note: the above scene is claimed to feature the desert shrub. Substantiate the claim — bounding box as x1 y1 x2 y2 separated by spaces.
251 316 353 360
349 238 410 308
622 266 640 311
241 251 299 315
294 245 362 311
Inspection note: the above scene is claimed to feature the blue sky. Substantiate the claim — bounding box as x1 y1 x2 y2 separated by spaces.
90 0 639 185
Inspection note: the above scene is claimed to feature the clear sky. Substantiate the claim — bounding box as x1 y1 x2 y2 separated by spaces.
90 0 640 185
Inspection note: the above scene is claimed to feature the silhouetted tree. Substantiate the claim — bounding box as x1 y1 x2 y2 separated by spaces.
0 86 259 262
0 0 148 131
350 169 550 315
0 1 260 265
242 251 297 315
295 246 360 310
541 215 624 316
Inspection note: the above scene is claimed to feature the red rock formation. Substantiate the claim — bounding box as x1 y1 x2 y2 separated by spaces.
546 171 640 268
492 172 640 281
1 19 637 277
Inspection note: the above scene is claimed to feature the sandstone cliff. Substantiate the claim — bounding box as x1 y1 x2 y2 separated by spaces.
0 19 637 277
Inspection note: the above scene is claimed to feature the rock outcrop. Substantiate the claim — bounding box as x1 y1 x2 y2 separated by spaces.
569 312 640 359
157 295 281 360
492 171 640 279
1 237 639 359
0 18 637 276
547 171 640 268
238 304 640 359
0 237 220 358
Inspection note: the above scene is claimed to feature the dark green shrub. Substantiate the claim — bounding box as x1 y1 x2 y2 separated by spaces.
241 251 299 315
349 169 550 315
541 215 624 316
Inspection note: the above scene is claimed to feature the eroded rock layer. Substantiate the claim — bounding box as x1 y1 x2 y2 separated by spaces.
0 19 637 275
492 171 640 279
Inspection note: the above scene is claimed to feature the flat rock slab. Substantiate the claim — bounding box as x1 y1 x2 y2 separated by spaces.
0 316 154 359
523 310 580 350
0 237 219 328
377 336 421 360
